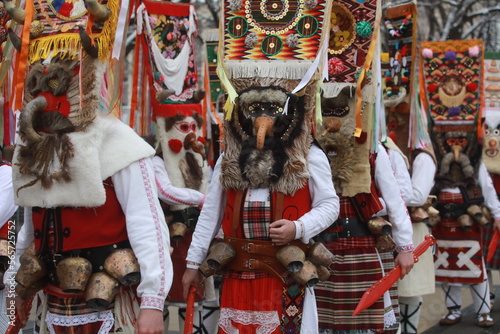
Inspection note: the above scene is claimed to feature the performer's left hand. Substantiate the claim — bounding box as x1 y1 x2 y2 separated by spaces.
494 219 500 234
135 309 164 334
270 219 296 245
395 251 414 279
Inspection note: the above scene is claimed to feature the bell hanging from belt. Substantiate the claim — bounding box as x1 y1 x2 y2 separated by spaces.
16 279 47 300
199 259 217 278
104 248 141 286
467 205 484 222
410 207 429 224
85 272 120 311
15 244 48 294
457 214 474 230
169 222 188 242
367 217 393 235
316 265 331 282
292 260 319 287
0 239 9 290
56 257 92 293
276 245 306 273
307 242 335 267
206 242 236 270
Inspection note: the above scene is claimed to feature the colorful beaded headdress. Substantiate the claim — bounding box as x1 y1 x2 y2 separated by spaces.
317 0 382 196
420 40 484 190
218 0 332 194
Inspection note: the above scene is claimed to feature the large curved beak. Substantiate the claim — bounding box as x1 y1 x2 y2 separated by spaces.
254 116 274 150
451 144 462 162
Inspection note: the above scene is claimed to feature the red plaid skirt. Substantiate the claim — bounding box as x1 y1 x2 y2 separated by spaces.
315 236 388 332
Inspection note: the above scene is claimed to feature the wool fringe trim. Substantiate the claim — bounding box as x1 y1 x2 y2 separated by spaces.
321 82 355 99
225 60 315 81
202 28 219 42
28 0 120 64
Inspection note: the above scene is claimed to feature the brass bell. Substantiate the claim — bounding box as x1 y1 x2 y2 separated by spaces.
307 242 334 267
56 257 92 293
169 222 188 242
0 238 8 257
483 207 492 221
467 205 483 222
410 207 429 224
15 279 47 300
316 265 331 282
276 245 306 273
427 215 441 228
85 272 120 311
367 217 392 235
104 248 141 286
457 214 474 230
206 242 236 270
292 260 319 288
199 259 216 278
375 234 396 251
15 253 47 290
427 206 440 218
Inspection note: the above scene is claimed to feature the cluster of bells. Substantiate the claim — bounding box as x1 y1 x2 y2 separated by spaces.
411 195 491 230
13 244 140 311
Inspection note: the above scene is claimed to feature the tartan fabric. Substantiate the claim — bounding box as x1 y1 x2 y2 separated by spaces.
315 240 385 332
379 251 399 333
433 191 485 284
243 193 272 240
44 284 115 334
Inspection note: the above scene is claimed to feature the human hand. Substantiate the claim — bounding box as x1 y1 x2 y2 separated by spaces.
182 268 203 301
395 251 414 279
269 219 296 245
134 309 164 334
494 219 500 234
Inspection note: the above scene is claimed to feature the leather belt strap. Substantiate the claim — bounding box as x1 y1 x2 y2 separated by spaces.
224 236 308 283
315 217 371 242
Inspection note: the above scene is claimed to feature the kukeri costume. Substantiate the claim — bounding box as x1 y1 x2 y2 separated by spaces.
3 0 173 332
381 4 436 333
133 1 218 332
481 52 500 271
185 1 339 333
420 39 500 327
314 0 414 332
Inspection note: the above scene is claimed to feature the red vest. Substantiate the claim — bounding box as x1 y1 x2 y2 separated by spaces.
32 179 128 253
222 184 312 238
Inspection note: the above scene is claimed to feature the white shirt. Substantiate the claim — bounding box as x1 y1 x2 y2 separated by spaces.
407 152 436 207
10 158 173 310
375 144 413 248
152 155 205 208
0 163 17 226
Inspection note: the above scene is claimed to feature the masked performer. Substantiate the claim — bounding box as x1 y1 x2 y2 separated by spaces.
3 1 173 333
421 40 500 328
183 1 339 333
314 1 414 333
382 4 437 333
134 2 219 331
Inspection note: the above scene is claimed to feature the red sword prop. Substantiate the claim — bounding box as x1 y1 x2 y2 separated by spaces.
487 230 499 263
183 285 197 334
352 234 436 316
6 296 34 334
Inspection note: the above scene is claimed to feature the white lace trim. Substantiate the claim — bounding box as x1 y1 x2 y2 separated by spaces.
219 308 280 334
45 310 114 334
383 308 397 329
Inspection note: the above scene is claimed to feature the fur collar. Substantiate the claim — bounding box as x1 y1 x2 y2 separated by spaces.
13 116 154 208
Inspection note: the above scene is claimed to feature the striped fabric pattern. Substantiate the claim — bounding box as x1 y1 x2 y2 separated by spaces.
315 240 385 332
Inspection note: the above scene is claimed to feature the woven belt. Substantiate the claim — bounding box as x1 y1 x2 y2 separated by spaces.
315 217 371 242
